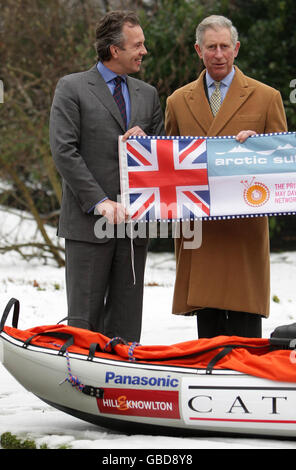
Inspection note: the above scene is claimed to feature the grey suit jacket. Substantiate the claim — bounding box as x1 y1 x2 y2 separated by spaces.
49 64 164 243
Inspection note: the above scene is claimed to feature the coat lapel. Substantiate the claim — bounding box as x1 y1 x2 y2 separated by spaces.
208 66 257 136
86 65 126 131
184 66 257 136
184 70 213 135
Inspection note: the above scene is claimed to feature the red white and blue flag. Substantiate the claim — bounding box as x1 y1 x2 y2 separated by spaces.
119 137 210 221
119 133 296 221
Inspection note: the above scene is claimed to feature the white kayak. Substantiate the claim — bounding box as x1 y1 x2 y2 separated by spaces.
1 298 296 438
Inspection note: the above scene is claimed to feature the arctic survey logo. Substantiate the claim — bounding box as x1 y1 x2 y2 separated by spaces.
208 133 296 177
204 133 296 218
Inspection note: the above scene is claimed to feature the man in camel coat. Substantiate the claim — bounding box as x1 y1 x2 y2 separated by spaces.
165 15 287 338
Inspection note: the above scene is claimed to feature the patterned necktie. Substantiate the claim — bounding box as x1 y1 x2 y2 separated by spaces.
113 76 127 129
210 81 221 116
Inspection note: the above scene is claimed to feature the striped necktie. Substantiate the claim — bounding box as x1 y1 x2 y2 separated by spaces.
113 76 127 129
210 81 222 116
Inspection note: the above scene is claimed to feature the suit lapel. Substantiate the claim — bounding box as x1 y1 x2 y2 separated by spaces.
127 77 140 129
86 65 126 131
208 66 256 135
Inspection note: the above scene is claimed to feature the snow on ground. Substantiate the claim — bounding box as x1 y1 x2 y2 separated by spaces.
0 208 296 451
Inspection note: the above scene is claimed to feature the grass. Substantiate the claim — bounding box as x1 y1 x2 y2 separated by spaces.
0 431 70 449
0 432 37 449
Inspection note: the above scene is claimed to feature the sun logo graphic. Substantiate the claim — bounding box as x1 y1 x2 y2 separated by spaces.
241 177 270 207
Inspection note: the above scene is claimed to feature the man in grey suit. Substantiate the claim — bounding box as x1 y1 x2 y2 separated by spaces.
49 11 164 342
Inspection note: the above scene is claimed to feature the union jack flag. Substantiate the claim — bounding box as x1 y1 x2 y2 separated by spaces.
119 137 210 221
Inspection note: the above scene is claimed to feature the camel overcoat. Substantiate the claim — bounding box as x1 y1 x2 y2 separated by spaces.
165 66 287 318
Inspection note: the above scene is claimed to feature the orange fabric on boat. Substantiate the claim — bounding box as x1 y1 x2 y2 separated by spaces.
3 324 296 383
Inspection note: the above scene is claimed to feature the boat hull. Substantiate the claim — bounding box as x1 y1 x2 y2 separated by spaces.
1 330 296 438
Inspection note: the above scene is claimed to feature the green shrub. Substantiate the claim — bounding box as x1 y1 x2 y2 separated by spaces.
0 432 36 450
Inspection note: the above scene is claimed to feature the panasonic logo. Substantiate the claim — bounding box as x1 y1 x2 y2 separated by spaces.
105 371 179 388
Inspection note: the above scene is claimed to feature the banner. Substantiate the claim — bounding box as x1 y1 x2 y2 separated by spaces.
119 132 296 221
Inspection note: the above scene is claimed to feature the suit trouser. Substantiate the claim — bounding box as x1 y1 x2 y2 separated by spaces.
196 308 262 338
65 237 148 342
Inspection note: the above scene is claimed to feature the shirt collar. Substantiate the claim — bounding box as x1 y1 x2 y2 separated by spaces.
97 62 127 84
206 67 235 88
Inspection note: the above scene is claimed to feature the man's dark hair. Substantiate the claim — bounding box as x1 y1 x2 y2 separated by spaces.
95 10 140 62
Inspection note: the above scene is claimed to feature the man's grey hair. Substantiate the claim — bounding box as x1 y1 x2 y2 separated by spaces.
195 15 239 47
